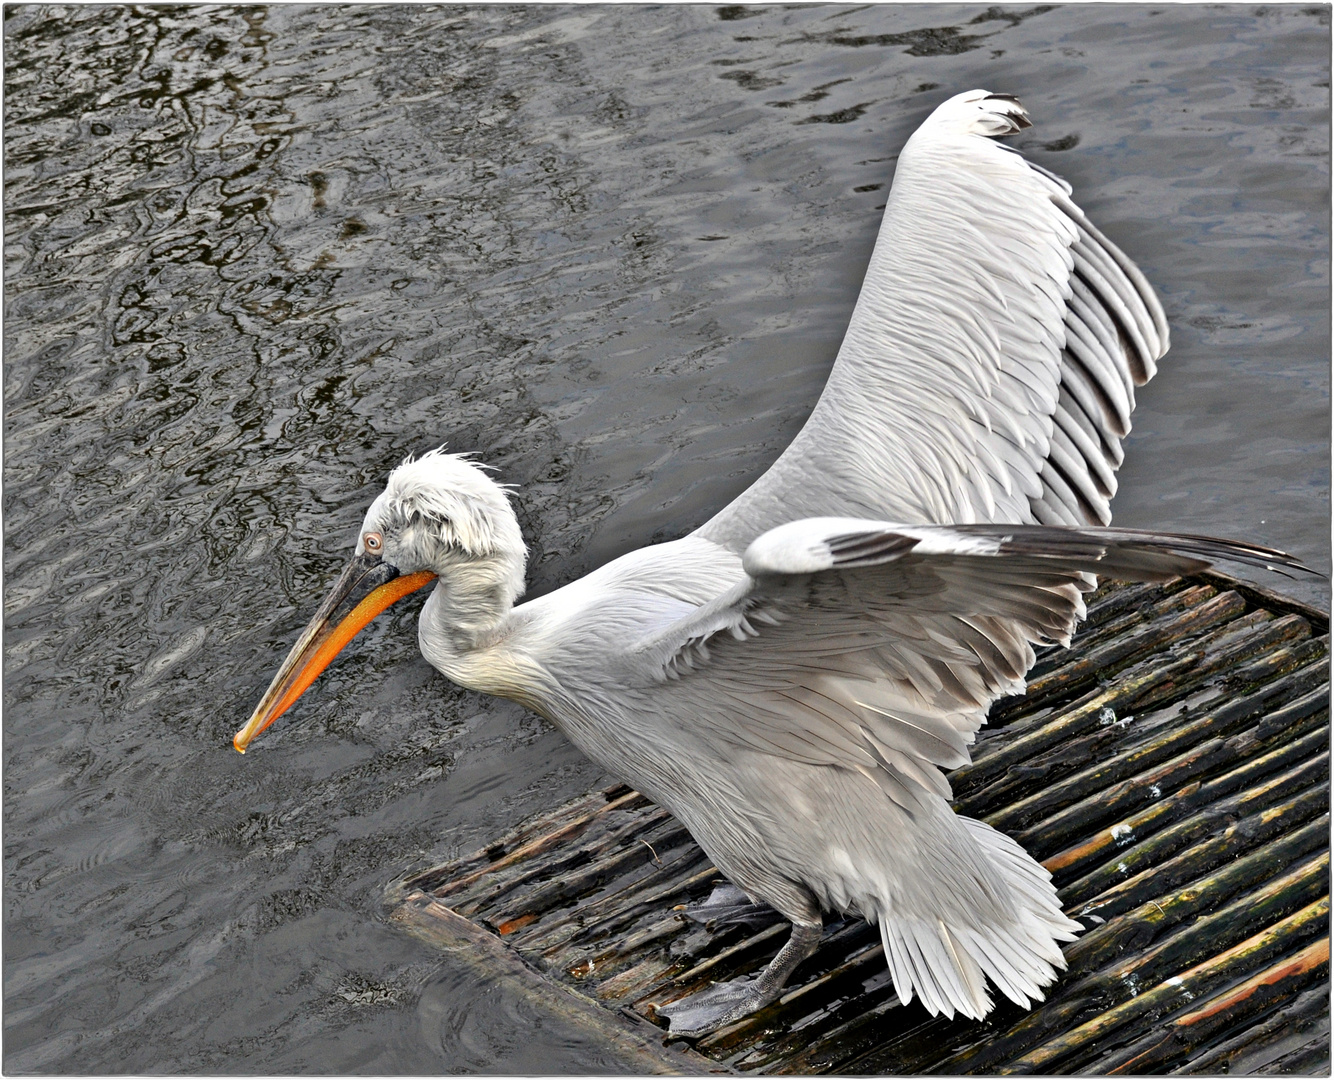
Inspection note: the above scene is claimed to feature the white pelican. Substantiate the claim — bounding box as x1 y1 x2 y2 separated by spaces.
234 91 1308 1034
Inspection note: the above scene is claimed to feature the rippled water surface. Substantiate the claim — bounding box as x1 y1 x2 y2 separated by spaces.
4 4 1328 1073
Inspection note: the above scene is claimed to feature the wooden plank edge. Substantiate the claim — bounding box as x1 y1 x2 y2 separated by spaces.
1195 568 1328 632
386 889 732 1075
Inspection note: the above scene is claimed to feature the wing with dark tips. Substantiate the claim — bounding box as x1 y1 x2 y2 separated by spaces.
634 519 1309 810
696 90 1169 550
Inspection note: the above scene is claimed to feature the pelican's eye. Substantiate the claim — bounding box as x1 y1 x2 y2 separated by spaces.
363 531 384 554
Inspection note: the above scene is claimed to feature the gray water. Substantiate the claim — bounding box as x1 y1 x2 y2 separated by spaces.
4 4 1328 1073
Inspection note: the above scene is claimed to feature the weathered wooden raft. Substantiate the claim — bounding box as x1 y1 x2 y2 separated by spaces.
388 571 1330 1075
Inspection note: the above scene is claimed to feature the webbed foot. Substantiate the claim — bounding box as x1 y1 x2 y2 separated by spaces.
656 918 824 1037
657 976 771 1036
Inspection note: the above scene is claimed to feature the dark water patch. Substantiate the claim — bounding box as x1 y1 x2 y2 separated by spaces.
822 25 988 56
1035 132 1081 151
970 5 1058 27
719 69 784 92
797 102 872 124
717 6 770 22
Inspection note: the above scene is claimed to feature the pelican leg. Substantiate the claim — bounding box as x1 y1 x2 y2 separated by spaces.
658 919 823 1037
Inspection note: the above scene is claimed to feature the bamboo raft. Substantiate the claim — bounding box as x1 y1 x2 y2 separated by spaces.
387 571 1329 1075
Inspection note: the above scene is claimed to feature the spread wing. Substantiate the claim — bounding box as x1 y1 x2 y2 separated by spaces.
697 90 1169 552
633 519 1304 810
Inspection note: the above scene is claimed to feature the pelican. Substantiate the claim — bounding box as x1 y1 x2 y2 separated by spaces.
234 91 1308 1034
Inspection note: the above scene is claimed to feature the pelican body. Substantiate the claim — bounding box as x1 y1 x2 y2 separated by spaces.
235 92 1309 1034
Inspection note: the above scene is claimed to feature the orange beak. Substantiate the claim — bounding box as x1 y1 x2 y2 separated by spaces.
233 554 436 753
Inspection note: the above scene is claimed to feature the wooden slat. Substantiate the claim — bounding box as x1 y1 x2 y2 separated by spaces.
999 903 1328 1074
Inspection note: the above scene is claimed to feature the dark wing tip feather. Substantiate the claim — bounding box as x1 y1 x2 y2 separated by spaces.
976 92 1032 135
977 525 1317 580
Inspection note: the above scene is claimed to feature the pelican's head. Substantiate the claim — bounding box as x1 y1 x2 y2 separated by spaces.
358 449 527 589
232 449 526 753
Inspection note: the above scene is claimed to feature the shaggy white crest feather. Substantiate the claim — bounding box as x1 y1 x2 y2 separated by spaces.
375 449 522 556
361 450 529 622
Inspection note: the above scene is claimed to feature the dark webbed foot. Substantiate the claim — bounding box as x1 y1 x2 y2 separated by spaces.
657 919 823 1037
